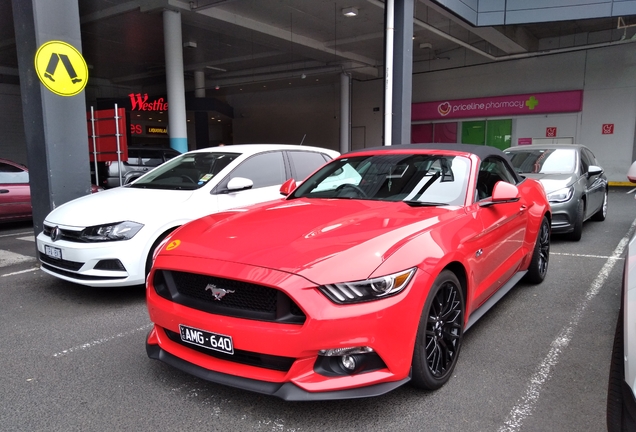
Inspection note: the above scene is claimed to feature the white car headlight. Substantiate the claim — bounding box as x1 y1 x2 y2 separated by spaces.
80 221 144 242
546 186 574 203
319 268 416 304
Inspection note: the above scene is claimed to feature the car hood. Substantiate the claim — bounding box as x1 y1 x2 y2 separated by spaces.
162 198 462 285
521 173 576 194
44 187 195 227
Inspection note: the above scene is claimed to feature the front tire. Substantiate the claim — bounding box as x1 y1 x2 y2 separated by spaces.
568 199 584 241
592 188 608 221
607 307 636 431
525 216 550 284
411 270 464 391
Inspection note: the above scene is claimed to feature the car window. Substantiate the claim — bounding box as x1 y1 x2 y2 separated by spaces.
582 148 597 168
291 154 471 206
126 149 141 166
505 148 576 175
140 150 164 167
129 152 240 190
0 162 28 184
288 151 330 180
227 152 286 188
579 149 590 175
477 157 516 200
163 150 180 161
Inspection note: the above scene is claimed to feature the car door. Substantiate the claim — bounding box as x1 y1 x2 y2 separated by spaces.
581 147 605 217
471 157 529 307
0 161 31 221
214 151 288 211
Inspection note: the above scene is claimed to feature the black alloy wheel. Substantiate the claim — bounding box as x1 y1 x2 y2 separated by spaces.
568 199 584 241
525 216 550 284
592 188 608 221
411 270 464 390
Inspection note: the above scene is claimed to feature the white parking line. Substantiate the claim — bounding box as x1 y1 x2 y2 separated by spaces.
2 267 39 277
0 250 36 268
498 217 636 432
53 324 153 358
0 231 32 238
16 236 35 242
552 252 624 260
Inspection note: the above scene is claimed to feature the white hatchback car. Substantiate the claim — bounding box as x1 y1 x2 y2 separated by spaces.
36 144 338 287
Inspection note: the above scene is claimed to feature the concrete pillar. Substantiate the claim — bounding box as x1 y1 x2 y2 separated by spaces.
194 69 209 149
12 0 92 239
392 0 414 145
163 9 188 153
340 73 351 154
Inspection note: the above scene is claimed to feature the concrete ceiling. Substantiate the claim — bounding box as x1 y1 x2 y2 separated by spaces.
1 0 635 96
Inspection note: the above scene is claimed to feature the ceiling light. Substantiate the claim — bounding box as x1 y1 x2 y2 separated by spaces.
342 7 358 17
206 65 227 72
183 41 197 48
215 85 220 90
419 43 433 49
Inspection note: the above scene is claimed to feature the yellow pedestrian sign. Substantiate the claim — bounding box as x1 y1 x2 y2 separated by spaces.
34 41 88 97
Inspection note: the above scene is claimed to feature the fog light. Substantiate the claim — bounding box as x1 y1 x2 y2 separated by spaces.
341 354 356 371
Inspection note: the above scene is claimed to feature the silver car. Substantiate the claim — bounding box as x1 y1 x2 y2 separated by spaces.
97 147 181 189
504 144 608 241
607 161 636 431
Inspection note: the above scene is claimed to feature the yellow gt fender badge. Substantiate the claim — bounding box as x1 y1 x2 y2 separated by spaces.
166 240 181 250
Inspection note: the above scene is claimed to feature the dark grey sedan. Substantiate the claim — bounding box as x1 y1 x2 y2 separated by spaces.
504 144 607 241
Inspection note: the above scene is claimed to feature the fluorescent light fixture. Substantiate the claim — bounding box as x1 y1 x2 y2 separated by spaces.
205 65 227 72
342 7 358 17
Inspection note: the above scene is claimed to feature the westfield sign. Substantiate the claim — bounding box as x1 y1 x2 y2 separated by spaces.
128 93 168 111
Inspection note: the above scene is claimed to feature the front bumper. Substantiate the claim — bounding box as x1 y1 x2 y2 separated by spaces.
36 226 148 287
146 255 431 399
548 200 578 234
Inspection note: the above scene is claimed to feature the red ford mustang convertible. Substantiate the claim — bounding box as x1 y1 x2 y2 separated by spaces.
145 144 551 400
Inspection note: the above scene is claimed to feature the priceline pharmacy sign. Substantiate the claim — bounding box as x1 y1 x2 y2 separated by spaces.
411 90 583 121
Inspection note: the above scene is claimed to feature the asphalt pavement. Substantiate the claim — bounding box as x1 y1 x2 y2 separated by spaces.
1 187 634 431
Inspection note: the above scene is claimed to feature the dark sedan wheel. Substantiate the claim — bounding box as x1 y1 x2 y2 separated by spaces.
592 188 608 221
411 270 464 391
525 216 550 284
568 199 584 241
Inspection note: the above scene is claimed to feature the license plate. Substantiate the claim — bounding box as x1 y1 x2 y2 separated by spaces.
44 245 62 260
179 324 234 355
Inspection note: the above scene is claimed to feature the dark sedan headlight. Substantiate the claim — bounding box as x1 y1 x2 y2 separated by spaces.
546 186 574 203
80 221 144 242
319 268 416 304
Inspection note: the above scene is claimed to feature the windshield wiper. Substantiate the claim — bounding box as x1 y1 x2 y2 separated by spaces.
403 200 448 207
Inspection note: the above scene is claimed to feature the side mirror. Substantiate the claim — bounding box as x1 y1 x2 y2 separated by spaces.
226 177 253 192
481 181 520 207
588 165 603 177
628 161 636 183
280 178 297 196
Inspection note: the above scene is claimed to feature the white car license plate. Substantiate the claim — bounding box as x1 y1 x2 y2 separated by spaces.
44 245 62 260
179 324 234 355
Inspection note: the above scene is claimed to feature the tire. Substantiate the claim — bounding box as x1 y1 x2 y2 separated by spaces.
411 270 464 391
524 216 550 284
591 188 608 221
144 229 177 281
608 306 636 431
568 199 584 241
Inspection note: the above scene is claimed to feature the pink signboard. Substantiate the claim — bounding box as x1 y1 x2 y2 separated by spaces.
518 138 532 146
412 90 583 121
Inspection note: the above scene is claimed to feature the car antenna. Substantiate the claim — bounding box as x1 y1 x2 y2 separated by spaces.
299 134 306 146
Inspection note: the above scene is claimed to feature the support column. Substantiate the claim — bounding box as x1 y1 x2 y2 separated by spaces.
194 69 209 149
12 0 92 238
163 9 188 153
392 0 414 145
340 73 351 154
383 0 395 146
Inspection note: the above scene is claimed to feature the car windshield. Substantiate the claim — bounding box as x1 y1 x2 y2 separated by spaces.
128 152 240 190
505 148 576 174
290 153 471 206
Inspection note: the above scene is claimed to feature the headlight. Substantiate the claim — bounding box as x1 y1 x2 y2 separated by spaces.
80 221 144 242
546 186 574 203
319 268 416 304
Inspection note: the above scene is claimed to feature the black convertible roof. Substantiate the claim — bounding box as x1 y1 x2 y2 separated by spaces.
345 143 509 160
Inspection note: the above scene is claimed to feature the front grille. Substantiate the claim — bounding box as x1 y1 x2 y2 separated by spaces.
153 270 306 324
43 225 84 243
164 328 295 372
41 263 124 281
39 252 83 271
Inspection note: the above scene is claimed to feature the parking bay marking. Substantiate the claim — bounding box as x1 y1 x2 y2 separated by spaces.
498 217 636 432
53 323 153 358
0 250 36 268
551 252 624 260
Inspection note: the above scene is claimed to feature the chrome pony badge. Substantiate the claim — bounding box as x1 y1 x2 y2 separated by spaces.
205 283 235 301
50 226 61 242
